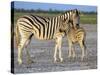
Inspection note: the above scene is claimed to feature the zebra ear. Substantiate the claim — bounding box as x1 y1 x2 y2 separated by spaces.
78 10 81 15
77 10 81 14
74 9 78 12
73 9 80 15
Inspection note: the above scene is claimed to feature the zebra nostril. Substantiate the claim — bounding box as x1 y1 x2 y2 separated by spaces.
76 24 80 28
76 24 79 26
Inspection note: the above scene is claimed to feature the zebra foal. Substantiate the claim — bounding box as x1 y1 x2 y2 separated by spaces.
15 9 80 64
67 23 86 61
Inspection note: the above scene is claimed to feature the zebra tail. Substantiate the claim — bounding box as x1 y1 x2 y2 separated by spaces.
15 24 19 47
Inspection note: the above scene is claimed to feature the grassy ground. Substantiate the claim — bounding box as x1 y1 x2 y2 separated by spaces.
80 14 97 24
13 12 97 25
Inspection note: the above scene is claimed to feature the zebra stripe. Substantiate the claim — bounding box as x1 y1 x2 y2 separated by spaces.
67 26 86 60
16 9 80 64
17 10 79 40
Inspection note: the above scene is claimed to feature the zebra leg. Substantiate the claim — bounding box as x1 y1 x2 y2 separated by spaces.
54 35 63 62
68 41 73 58
26 48 33 64
79 41 85 61
18 37 27 65
54 35 60 62
83 41 87 59
71 45 76 59
58 37 63 62
25 39 33 64
54 41 58 62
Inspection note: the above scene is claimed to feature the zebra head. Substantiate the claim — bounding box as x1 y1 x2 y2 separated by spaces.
64 9 80 29
59 19 70 35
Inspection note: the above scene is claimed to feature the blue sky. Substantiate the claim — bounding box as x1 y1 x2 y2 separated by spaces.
13 1 97 12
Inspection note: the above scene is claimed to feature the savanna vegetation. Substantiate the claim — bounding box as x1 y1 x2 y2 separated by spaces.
11 8 97 25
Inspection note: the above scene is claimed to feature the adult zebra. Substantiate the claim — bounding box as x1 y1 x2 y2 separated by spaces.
15 9 80 64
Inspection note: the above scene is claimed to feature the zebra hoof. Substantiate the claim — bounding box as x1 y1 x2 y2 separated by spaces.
54 58 57 63
18 59 22 65
60 58 63 63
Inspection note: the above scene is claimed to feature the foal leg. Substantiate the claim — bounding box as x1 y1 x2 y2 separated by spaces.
71 45 76 59
79 41 85 61
68 41 73 58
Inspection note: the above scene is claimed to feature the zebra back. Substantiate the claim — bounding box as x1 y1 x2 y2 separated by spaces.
16 9 80 40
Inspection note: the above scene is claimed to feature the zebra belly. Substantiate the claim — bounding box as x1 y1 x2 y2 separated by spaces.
33 31 54 40
34 35 53 40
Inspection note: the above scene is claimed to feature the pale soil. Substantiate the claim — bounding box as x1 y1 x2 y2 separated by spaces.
13 24 97 73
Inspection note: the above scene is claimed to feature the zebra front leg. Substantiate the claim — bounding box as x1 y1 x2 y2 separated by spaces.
58 45 63 62
58 37 63 62
54 36 61 63
54 43 58 62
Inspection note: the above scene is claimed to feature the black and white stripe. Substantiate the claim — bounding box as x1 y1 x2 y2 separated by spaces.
16 9 80 64
17 10 79 40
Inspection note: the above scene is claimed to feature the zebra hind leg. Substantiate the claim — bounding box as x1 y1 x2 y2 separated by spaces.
68 42 73 58
25 34 34 64
18 37 28 65
71 45 76 59
18 34 33 65
79 40 85 61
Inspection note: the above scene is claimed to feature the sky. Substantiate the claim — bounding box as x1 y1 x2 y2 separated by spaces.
12 1 97 12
